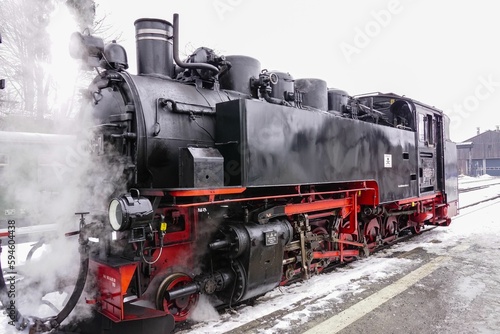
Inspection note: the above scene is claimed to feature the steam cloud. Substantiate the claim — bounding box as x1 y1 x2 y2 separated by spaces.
188 295 219 323
0 1 123 332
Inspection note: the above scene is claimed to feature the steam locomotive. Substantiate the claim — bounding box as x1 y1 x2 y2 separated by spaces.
20 13 458 334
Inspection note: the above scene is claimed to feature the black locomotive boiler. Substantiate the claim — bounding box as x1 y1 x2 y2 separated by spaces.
32 13 458 334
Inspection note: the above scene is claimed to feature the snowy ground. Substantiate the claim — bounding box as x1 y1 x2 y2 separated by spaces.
1 175 500 334
457 173 500 189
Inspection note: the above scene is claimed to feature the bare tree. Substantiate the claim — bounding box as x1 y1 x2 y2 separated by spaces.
0 0 55 118
0 0 96 125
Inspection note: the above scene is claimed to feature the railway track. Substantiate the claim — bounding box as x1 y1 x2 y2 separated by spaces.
458 194 500 210
173 224 438 334
457 180 500 211
458 181 500 193
174 225 441 334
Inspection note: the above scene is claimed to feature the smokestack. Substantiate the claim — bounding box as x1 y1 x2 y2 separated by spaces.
496 125 499 132
134 18 174 78
477 127 480 135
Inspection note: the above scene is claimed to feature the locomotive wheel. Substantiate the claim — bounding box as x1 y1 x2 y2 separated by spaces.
311 227 331 274
312 227 332 252
156 273 199 322
410 223 422 235
384 216 398 238
364 218 381 253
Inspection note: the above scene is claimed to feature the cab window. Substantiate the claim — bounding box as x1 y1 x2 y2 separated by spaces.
418 113 434 145
418 114 425 142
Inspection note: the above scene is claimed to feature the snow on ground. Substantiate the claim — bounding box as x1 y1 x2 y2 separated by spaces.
459 184 500 205
182 256 417 334
457 174 500 190
458 173 494 183
1 175 500 334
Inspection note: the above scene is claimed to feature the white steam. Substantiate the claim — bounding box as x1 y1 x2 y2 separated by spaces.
44 2 82 120
0 0 124 330
0 133 125 327
188 295 220 322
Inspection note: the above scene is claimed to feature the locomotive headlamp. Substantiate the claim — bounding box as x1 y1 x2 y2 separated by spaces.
108 194 153 231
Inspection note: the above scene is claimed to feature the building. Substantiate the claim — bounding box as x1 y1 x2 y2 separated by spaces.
457 129 500 176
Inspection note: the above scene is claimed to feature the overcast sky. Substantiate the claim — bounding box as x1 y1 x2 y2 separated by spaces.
93 0 500 143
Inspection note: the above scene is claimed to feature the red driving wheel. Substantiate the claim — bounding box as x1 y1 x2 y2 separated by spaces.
156 273 199 322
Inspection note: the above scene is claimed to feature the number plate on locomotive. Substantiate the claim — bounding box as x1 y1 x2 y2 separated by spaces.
265 231 278 246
